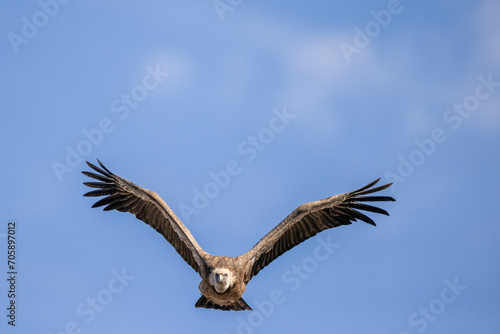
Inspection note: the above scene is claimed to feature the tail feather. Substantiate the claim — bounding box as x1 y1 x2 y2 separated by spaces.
195 295 252 311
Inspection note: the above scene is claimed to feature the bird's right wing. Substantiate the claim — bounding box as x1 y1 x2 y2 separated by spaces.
82 160 207 276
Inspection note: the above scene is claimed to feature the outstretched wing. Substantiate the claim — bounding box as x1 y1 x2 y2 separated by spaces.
240 179 395 282
82 159 207 276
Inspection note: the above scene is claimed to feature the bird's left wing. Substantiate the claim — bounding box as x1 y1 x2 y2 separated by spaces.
240 179 395 283
82 160 207 276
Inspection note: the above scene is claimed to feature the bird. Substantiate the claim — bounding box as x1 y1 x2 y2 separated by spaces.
82 159 395 311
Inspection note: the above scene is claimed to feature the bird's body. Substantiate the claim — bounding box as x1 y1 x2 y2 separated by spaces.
83 160 395 311
197 256 249 310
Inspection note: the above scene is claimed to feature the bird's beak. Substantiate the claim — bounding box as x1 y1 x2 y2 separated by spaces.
215 273 222 284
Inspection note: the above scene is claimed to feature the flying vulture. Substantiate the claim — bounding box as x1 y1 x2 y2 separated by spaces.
82 159 395 311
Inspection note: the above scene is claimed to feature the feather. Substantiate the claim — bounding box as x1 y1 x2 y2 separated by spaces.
82 159 206 276
83 188 117 197
91 194 127 208
349 203 390 216
86 161 112 178
81 171 110 183
355 183 393 196
352 195 395 202
242 178 394 280
83 182 115 189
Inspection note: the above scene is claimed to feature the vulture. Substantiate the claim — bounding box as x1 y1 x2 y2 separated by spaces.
82 159 395 311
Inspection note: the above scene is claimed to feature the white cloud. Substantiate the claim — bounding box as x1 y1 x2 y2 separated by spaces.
143 52 195 92
468 0 500 130
475 0 500 69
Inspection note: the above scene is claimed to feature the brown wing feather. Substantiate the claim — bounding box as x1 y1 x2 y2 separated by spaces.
241 179 395 282
82 159 207 276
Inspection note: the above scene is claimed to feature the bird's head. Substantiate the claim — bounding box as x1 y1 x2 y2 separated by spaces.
210 268 233 293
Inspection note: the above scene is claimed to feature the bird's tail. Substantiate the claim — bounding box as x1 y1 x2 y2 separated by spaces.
195 295 252 311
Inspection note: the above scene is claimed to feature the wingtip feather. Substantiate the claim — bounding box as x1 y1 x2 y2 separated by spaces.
96 159 113 175
85 160 112 177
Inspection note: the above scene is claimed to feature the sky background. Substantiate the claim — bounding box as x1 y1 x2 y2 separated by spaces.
1 0 500 333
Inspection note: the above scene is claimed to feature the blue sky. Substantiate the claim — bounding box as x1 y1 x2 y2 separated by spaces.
1 0 499 333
